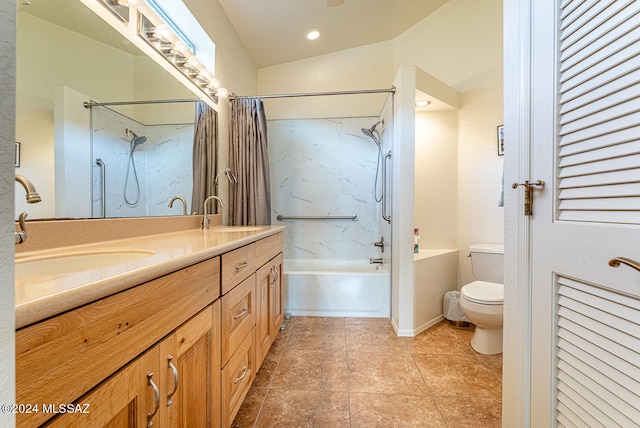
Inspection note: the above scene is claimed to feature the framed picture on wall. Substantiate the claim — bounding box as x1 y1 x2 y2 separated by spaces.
497 125 504 156
15 142 20 167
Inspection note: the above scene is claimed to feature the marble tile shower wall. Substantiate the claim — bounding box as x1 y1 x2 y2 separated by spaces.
269 118 382 261
91 107 193 217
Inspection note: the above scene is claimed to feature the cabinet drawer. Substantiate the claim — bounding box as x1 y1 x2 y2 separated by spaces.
221 328 255 428
221 274 256 365
222 243 256 294
255 232 283 268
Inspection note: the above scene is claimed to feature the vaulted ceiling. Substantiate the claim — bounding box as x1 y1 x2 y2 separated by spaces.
217 0 449 68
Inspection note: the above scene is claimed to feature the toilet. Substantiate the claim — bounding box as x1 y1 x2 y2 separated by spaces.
459 244 504 355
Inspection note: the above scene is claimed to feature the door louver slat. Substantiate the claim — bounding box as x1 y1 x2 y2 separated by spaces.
556 276 640 427
558 0 640 225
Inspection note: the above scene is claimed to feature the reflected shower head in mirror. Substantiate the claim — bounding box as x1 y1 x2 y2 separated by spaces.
127 129 147 148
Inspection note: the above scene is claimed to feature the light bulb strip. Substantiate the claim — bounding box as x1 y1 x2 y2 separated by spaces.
137 12 227 102
95 0 227 104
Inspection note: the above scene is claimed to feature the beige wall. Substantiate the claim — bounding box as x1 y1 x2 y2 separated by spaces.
258 41 394 119
415 110 459 250
456 70 504 285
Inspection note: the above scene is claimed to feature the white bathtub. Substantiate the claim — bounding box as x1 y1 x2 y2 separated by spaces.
283 259 390 318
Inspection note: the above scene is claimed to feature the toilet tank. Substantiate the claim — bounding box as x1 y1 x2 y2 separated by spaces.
470 244 504 283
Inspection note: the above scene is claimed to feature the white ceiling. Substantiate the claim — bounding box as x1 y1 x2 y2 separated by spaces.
217 0 449 68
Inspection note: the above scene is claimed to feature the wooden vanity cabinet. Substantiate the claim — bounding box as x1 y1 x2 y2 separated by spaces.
46 302 221 427
17 231 284 428
17 257 221 427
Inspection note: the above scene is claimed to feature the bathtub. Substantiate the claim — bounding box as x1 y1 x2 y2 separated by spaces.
283 259 390 318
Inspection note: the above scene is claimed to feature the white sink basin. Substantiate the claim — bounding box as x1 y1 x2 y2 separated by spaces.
15 249 155 278
211 226 263 232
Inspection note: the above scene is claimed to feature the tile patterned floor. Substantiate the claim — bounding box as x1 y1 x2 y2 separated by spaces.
233 317 502 427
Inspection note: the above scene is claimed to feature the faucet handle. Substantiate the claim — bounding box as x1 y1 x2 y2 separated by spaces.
15 212 28 245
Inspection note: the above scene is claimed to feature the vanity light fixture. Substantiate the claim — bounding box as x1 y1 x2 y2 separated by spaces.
91 0 227 106
306 29 321 41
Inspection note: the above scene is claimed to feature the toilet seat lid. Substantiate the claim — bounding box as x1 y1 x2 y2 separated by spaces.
461 281 503 304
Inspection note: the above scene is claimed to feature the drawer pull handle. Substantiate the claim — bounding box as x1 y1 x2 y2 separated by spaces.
167 355 179 406
234 365 248 384
236 261 249 270
147 372 160 427
234 307 248 319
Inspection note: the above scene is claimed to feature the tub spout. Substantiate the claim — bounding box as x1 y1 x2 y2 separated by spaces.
369 257 384 265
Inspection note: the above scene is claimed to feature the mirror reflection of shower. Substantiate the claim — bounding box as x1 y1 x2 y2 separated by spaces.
361 120 383 202
123 128 147 207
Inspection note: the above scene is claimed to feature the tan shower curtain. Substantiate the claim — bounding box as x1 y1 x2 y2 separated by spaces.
229 98 271 226
191 102 218 215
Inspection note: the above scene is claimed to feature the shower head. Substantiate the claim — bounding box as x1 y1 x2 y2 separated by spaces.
361 120 382 146
127 129 147 147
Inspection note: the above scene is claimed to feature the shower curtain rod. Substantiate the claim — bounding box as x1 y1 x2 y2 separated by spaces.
83 98 201 108
229 87 396 100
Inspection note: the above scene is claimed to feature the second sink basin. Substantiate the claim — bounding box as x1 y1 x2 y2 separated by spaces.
15 249 155 279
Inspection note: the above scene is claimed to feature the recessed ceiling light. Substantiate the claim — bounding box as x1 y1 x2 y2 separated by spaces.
415 100 431 108
306 30 320 41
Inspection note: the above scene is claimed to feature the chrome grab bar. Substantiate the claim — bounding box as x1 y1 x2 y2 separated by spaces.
382 151 391 223
276 214 358 221
95 158 106 218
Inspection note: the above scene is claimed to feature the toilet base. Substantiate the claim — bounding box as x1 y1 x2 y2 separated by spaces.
470 326 503 355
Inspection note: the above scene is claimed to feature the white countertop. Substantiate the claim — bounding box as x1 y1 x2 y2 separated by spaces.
15 226 285 329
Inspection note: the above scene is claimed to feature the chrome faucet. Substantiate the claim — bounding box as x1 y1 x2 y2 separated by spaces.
15 174 42 245
168 196 187 216
203 196 225 230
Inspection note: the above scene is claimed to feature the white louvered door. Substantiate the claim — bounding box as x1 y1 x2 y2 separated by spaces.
529 0 640 426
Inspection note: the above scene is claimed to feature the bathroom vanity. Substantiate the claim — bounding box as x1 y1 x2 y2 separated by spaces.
14 224 284 427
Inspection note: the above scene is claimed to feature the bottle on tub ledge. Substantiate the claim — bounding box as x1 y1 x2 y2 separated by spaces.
414 228 420 254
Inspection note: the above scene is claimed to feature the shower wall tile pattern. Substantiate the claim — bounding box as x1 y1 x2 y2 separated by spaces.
269 118 382 261
91 107 193 218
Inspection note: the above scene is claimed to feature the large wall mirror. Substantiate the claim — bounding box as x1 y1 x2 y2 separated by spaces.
16 0 210 220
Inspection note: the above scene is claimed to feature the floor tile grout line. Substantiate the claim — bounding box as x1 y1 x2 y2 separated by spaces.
236 317 502 426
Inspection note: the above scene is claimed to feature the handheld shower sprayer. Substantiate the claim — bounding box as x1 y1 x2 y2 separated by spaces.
361 119 384 202
361 120 382 146
123 128 147 207
126 128 147 148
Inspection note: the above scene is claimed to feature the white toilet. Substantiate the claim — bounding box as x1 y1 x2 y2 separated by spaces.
459 244 504 355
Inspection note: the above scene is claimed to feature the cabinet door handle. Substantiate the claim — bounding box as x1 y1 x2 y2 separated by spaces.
233 365 248 384
235 261 249 270
233 307 248 319
166 355 179 406
147 372 160 428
